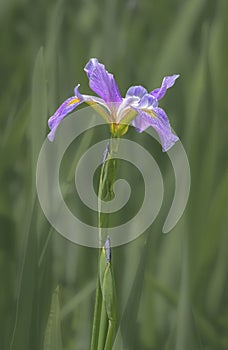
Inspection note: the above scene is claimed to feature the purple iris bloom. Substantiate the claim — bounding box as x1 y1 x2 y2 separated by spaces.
48 58 179 151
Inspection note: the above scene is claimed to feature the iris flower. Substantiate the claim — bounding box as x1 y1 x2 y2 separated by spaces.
48 58 179 151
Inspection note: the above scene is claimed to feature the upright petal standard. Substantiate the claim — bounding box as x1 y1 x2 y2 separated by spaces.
84 58 122 103
48 58 179 151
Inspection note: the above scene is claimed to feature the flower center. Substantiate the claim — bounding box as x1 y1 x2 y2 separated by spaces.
110 123 129 137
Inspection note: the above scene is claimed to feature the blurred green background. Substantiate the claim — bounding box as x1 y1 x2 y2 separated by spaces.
0 0 228 349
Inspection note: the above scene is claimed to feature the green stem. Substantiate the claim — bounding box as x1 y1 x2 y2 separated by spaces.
90 135 119 350
97 299 108 350
90 270 102 350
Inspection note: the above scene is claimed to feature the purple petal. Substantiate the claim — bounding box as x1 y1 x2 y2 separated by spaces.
126 85 148 98
48 84 82 131
150 75 180 100
48 96 82 141
84 58 122 103
137 94 158 109
48 84 112 141
132 107 179 152
131 111 151 133
74 84 84 99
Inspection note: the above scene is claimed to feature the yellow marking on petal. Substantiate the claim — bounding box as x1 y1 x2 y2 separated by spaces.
67 98 80 106
142 109 155 118
86 100 96 106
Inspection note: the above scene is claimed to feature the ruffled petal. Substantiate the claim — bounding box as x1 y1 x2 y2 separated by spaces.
137 93 158 109
126 85 148 99
150 75 180 100
84 58 122 103
132 107 179 152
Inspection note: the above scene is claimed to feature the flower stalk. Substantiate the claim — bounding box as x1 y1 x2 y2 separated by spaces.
90 135 119 350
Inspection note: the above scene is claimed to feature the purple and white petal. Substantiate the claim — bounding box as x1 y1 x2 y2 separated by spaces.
48 84 112 141
126 85 148 99
84 58 122 103
74 84 84 99
116 96 140 122
48 123 60 143
48 96 82 141
137 93 158 109
131 110 151 133
150 75 180 100
132 107 179 152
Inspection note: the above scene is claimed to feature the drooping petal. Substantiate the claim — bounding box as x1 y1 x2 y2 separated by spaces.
48 84 112 141
126 85 148 99
48 84 82 131
48 96 82 141
84 58 122 103
131 111 151 132
150 75 180 100
132 107 179 152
